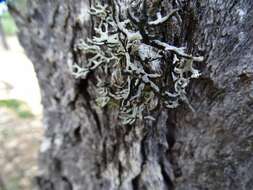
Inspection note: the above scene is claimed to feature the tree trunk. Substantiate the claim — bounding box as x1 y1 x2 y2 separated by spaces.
11 0 253 189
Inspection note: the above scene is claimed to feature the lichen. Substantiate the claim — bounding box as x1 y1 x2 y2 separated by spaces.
70 0 203 125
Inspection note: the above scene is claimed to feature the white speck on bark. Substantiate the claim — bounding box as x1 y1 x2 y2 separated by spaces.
40 138 52 153
237 9 246 22
54 135 63 148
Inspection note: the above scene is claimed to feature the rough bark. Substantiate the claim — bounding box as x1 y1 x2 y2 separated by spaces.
11 0 253 190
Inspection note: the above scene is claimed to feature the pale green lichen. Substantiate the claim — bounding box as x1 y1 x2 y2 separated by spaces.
70 0 203 125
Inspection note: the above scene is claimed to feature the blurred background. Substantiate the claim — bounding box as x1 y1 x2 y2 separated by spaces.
0 2 44 190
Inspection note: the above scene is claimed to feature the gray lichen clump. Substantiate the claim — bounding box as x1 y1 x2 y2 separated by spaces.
70 0 203 125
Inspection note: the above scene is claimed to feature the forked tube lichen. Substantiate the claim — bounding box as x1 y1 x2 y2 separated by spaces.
70 0 203 125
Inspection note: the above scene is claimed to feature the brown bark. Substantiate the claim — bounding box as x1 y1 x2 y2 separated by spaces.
10 0 253 189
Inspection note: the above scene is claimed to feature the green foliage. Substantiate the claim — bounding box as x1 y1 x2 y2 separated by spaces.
0 0 27 36
0 99 34 118
1 12 17 36
5 176 21 190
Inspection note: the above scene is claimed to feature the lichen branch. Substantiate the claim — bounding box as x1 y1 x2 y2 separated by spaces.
70 1 204 124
